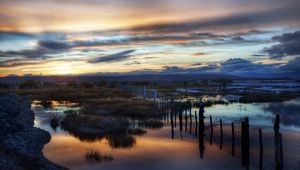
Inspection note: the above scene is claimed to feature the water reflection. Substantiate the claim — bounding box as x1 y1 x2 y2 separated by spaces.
107 134 136 149
263 98 300 127
137 120 164 129
60 114 151 148
50 118 59 131
85 149 113 164
32 98 300 170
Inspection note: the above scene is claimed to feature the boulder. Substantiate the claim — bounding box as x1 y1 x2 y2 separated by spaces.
0 93 68 170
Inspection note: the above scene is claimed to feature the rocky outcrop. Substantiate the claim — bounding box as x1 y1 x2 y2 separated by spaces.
0 93 67 170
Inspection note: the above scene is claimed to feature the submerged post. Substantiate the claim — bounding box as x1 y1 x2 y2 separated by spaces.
189 108 192 134
199 102 205 158
210 115 213 145
220 119 223 150
195 110 198 137
274 114 283 170
185 110 188 132
171 111 174 139
231 122 235 156
241 117 250 169
259 128 263 170
170 99 175 139
174 112 177 128
179 110 183 141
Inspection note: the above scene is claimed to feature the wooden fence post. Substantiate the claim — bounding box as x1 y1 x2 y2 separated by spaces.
231 122 235 156
220 119 223 150
210 115 213 145
259 128 263 170
195 111 198 137
199 103 205 158
274 114 283 170
179 110 183 140
185 110 188 132
241 117 250 169
189 109 192 134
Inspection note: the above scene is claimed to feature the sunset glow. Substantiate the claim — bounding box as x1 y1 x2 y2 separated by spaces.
0 0 300 77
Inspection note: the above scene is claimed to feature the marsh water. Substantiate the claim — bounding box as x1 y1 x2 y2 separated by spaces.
32 98 300 170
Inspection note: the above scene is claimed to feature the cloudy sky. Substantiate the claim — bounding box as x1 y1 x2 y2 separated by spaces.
0 0 300 76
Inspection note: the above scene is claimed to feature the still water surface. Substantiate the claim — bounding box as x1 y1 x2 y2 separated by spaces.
32 98 300 170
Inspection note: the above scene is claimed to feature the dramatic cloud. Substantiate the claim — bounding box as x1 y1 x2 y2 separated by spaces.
130 5 300 34
160 64 218 73
279 57 300 72
1 0 300 76
0 48 52 59
220 58 272 72
0 58 44 68
38 41 71 50
264 31 300 58
88 49 135 63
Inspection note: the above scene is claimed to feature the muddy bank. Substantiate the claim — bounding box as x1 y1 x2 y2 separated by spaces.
0 93 67 170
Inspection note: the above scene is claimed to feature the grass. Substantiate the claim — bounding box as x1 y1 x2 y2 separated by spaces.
1 85 161 118
81 98 159 118
0 86 132 102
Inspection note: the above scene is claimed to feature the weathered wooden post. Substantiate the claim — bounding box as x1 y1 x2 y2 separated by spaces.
195 110 198 137
220 119 223 150
174 111 177 128
179 110 183 140
241 117 250 169
171 112 174 139
274 114 283 170
199 102 205 158
231 122 235 156
210 115 213 145
189 108 192 134
241 120 245 167
170 99 174 139
259 128 263 170
185 110 188 132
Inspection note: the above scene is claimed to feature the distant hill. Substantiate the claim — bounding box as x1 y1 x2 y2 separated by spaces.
0 73 239 84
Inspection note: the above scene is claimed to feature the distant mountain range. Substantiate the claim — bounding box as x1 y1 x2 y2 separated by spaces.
1 72 298 84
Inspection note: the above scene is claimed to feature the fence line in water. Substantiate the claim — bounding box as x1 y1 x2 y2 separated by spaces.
120 85 289 170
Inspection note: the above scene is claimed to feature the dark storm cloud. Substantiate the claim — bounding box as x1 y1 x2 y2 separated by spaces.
220 58 272 72
219 57 300 74
157 57 300 75
279 57 300 72
38 34 224 50
0 58 44 68
264 31 300 58
0 48 53 59
88 49 135 63
38 41 70 50
129 6 300 34
181 37 264 47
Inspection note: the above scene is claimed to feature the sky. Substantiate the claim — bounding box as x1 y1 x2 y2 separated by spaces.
0 0 300 77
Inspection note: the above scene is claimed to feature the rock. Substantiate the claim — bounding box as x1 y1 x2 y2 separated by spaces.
0 93 33 136
0 93 68 170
